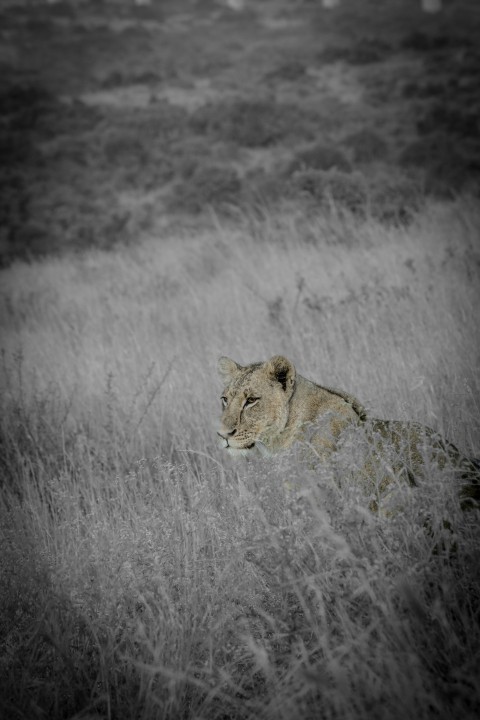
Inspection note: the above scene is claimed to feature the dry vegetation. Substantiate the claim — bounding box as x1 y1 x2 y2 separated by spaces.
1 1 480 718
1 200 480 719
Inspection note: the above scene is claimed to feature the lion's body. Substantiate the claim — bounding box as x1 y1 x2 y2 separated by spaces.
217 355 479 510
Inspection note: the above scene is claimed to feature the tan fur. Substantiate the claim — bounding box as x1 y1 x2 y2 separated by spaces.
217 355 365 458
217 355 479 510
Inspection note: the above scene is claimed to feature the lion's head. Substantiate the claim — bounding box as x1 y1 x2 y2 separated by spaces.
217 355 296 455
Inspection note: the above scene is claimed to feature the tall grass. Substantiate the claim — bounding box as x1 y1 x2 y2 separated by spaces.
1 199 479 719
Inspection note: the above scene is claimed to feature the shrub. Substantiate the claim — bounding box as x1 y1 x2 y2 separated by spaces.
0 171 29 229
101 70 161 88
293 168 367 214
316 45 351 64
399 134 452 168
399 136 476 198
402 81 446 100
425 157 478 198
400 32 471 52
173 143 212 180
316 38 391 66
342 129 388 164
370 175 423 224
168 163 242 214
131 103 188 145
104 133 149 167
347 38 391 65
287 143 351 175
398 133 476 174
242 167 293 207
0 83 100 143
417 103 479 138
171 136 242 181
189 98 317 147
102 132 174 189
264 60 307 82
0 82 57 131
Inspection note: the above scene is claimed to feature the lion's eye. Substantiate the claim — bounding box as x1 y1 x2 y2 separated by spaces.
221 396 228 408
245 397 259 407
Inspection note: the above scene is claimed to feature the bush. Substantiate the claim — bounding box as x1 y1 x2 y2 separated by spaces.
242 167 293 207
287 143 351 174
103 133 149 167
399 134 478 194
0 83 101 143
102 132 174 189
402 81 446 100
425 157 478 198
370 175 423 224
347 38 392 65
399 135 478 198
189 98 317 147
293 168 367 214
169 163 242 214
400 32 471 52
316 45 351 64
0 82 57 131
342 129 388 164
316 38 391 66
417 103 479 138
399 134 453 168
264 60 307 82
130 103 189 145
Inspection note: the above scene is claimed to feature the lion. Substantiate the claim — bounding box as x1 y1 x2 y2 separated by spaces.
217 354 479 511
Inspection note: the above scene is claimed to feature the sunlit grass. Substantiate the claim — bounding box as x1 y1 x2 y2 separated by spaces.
1 198 480 719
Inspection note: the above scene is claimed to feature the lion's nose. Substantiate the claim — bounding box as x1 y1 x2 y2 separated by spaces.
217 428 237 439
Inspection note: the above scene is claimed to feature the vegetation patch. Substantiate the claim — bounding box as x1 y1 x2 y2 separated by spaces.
398 135 478 197
316 38 392 66
168 163 242 214
370 173 423 224
189 98 318 147
402 78 447 100
400 134 459 169
264 59 308 82
1 204 480 719
1 0 479 261
400 31 472 52
287 143 352 175
342 129 389 164
417 102 479 139
241 167 293 209
293 168 368 215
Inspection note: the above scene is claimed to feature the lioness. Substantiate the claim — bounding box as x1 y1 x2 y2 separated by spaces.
217 355 479 510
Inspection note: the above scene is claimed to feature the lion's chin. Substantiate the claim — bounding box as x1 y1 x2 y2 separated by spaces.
226 446 254 458
225 442 274 458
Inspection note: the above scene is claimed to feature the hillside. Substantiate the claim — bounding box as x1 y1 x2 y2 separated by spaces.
1 0 479 263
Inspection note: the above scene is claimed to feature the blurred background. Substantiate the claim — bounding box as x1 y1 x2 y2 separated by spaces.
1 0 479 264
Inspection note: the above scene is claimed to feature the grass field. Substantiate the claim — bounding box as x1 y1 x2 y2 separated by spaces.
1 198 480 719
1 1 480 718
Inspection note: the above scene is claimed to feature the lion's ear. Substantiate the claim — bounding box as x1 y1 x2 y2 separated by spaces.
217 356 242 380
265 355 296 395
